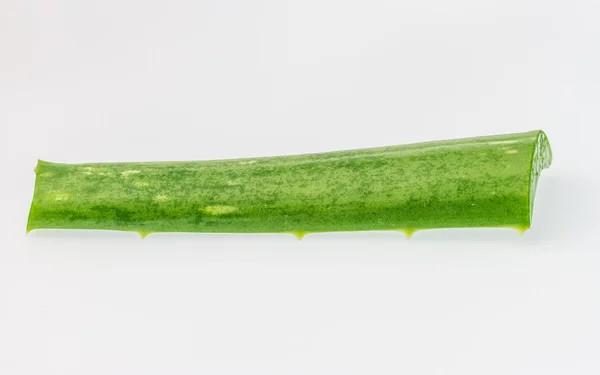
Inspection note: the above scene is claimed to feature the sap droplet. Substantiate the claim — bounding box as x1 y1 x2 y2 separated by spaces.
138 231 152 239
291 231 307 240
397 228 418 239
513 226 528 235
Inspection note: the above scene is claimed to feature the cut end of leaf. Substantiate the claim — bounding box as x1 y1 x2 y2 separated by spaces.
528 131 553 222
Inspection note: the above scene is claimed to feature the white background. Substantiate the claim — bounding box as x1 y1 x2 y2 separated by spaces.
1 0 599 374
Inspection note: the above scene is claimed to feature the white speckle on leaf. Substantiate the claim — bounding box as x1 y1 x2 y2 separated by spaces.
121 170 141 177
154 194 168 202
50 192 70 201
203 205 238 215
132 181 149 188
239 160 257 165
489 140 519 146
505 149 519 154
82 166 111 176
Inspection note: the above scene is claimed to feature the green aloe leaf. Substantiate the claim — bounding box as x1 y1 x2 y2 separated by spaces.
27 130 552 238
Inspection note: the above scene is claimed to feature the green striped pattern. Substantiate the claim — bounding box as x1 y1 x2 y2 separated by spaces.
27 130 552 237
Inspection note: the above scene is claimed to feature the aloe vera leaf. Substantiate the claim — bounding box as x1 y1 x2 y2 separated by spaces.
27 130 552 237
